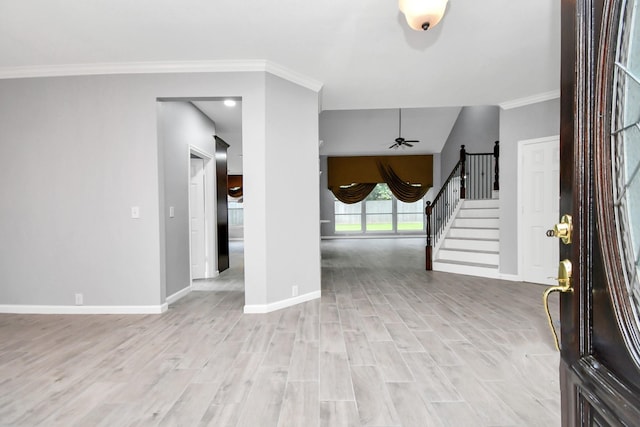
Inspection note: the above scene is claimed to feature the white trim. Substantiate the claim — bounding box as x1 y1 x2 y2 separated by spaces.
188 145 217 285
499 90 560 110
244 290 321 314
166 286 192 305
0 304 168 314
0 60 324 93
189 145 214 160
499 273 523 282
264 62 323 92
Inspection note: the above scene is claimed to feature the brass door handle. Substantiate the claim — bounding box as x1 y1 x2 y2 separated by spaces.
543 259 573 351
546 214 573 244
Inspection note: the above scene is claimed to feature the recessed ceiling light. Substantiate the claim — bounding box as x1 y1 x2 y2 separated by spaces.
224 99 236 107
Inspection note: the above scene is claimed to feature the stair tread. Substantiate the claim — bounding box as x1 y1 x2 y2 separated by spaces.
450 226 499 230
444 237 499 242
439 248 498 255
434 259 499 269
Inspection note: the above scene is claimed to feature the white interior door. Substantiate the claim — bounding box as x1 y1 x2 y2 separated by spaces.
190 157 206 279
520 136 559 285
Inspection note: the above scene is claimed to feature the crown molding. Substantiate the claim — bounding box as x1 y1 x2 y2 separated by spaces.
264 61 323 92
0 60 323 93
499 90 560 110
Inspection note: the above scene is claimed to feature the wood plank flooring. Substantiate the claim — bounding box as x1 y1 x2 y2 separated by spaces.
0 238 560 426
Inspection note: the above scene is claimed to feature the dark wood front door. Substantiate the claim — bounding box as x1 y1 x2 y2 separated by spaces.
559 0 640 424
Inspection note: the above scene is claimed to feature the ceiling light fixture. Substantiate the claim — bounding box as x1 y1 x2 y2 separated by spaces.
399 0 449 31
223 99 236 107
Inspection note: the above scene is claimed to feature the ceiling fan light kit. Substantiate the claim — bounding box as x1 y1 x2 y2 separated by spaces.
399 0 449 31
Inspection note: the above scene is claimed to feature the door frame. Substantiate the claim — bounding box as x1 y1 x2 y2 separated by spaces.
517 135 560 284
188 145 218 287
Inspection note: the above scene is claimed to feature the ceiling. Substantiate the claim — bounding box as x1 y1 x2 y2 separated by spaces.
320 107 462 156
0 0 561 111
0 1 560 165
192 100 243 174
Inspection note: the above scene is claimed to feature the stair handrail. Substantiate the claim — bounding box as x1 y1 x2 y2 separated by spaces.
425 141 499 270
425 160 463 270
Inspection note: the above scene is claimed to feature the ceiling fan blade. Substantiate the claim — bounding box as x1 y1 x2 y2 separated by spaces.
389 143 398 149
404 140 419 143
405 143 414 147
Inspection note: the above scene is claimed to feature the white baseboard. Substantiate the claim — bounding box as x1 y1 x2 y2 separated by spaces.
499 273 523 282
0 304 168 314
244 290 321 314
166 286 192 305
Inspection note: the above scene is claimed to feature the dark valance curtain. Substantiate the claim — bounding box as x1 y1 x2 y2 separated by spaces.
327 155 433 204
228 175 243 198
377 162 429 203
229 187 243 198
331 183 377 204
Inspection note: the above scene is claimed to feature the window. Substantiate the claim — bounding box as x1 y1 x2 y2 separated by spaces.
335 200 362 232
365 184 393 231
397 199 425 231
228 199 244 227
334 183 425 234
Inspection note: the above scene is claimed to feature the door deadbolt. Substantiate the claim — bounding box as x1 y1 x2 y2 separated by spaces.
546 214 573 245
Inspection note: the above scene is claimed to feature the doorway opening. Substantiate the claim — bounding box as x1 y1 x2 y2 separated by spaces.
188 147 216 284
157 98 244 302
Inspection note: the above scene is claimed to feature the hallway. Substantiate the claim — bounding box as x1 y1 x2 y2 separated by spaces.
0 238 560 426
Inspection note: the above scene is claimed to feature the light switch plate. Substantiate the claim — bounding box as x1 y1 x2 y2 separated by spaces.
131 206 140 218
169 206 175 218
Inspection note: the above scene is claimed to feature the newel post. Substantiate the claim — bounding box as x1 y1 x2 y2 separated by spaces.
425 201 433 271
459 145 467 199
493 140 500 191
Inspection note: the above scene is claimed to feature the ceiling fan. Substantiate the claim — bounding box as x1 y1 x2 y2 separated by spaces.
389 108 420 149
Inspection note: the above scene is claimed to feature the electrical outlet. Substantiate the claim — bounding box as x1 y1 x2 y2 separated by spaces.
75 293 83 305
292 286 299 297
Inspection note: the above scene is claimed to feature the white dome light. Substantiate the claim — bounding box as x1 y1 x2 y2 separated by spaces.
399 0 449 31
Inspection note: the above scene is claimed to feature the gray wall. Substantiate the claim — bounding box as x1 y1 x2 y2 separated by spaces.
0 75 169 306
499 98 560 275
158 101 216 299
439 106 500 184
0 71 320 310
263 74 321 302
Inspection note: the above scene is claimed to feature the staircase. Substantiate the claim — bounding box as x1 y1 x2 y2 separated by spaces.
432 198 499 278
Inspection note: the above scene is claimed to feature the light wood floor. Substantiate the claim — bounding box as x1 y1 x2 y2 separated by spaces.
0 238 560 426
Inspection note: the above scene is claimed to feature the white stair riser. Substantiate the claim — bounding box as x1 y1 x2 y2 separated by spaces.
442 239 499 252
462 199 499 209
432 262 500 279
453 218 500 228
457 208 500 218
438 249 499 265
447 228 499 239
